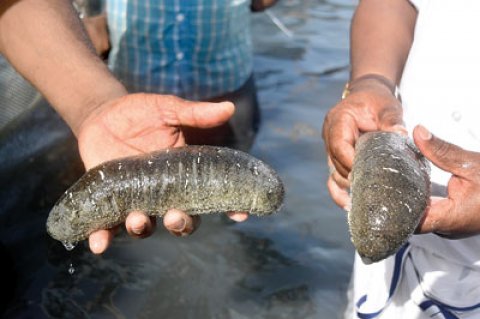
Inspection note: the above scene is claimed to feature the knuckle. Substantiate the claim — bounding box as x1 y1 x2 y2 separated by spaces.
322 110 338 135
431 139 453 159
378 107 402 126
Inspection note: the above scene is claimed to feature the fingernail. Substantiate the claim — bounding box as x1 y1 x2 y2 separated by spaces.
392 124 408 136
343 199 352 212
167 218 186 232
91 238 106 254
227 211 249 222
417 125 432 140
131 224 146 235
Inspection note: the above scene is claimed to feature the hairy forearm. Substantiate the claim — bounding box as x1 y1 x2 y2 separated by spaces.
350 0 417 85
0 0 126 135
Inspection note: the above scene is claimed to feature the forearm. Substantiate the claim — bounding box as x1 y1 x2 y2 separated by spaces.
350 0 417 85
0 0 126 135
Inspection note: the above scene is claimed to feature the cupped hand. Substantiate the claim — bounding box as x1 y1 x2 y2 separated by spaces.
77 93 248 254
414 125 480 238
322 79 405 209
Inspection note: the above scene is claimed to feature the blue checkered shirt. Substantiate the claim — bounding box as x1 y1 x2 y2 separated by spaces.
106 0 253 100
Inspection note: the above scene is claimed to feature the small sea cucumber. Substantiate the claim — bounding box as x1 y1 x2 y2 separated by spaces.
349 132 430 264
47 146 284 243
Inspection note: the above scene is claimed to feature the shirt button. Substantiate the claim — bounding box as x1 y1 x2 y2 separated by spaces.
176 52 184 60
451 110 462 122
176 13 185 22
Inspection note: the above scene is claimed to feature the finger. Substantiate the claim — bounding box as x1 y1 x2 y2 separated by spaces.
416 197 454 234
413 125 475 177
383 124 408 136
88 229 114 254
163 208 201 237
125 210 156 238
327 154 350 181
331 167 350 189
165 99 235 129
226 211 249 222
325 125 357 176
327 174 351 211
327 156 349 184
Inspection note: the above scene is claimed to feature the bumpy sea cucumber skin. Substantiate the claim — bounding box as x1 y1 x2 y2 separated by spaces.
46 146 284 243
349 132 430 264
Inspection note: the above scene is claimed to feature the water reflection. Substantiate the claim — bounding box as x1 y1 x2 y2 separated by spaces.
0 0 356 318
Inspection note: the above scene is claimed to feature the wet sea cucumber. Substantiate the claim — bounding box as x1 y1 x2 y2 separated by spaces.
349 132 430 264
47 145 284 244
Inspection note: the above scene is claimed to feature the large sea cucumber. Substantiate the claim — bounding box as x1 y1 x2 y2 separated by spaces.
349 132 430 264
47 145 284 244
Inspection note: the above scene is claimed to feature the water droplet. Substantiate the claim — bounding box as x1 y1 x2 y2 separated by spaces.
62 241 77 251
68 263 75 275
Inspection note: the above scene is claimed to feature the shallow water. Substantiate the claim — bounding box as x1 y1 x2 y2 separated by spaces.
0 1 356 318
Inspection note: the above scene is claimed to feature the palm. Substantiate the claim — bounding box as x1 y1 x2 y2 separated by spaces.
77 93 232 170
413 125 480 237
427 175 480 237
72 93 237 254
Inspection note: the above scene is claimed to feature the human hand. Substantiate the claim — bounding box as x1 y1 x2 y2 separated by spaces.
413 125 480 238
322 75 405 209
77 93 248 254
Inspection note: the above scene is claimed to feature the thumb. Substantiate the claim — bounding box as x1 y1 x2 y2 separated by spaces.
413 125 473 177
167 100 235 128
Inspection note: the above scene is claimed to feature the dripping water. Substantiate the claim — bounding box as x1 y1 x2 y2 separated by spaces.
68 263 75 275
62 241 77 251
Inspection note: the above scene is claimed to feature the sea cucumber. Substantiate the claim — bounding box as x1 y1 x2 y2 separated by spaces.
349 132 430 264
46 145 284 244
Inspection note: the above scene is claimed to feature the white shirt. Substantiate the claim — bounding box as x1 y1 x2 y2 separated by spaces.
401 0 480 185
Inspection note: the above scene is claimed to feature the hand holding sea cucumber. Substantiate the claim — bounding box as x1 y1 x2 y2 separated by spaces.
75 93 245 254
413 125 480 238
47 145 284 250
322 78 405 209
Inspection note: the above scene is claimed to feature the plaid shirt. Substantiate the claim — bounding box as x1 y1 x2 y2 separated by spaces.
106 0 253 100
